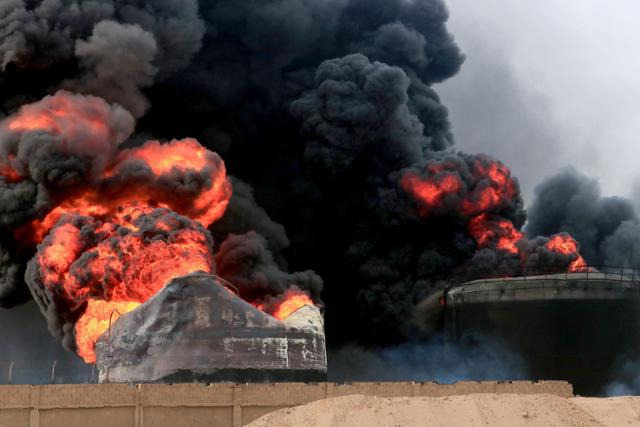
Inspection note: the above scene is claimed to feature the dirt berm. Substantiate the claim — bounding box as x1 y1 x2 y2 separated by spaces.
248 393 640 426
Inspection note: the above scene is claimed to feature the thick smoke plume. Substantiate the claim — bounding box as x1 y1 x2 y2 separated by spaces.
0 0 622 372
0 0 203 116
0 90 318 363
527 167 640 267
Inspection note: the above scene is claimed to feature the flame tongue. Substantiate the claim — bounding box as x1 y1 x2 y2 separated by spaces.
402 155 589 274
6 91 120 147
546 234 589 272
401 156 518 218
462 160 517 216
468 214 524 255
15 137 231 244
112 138 231 227
401 171 462 215
273 291 314 320
255 287 315 320
1 93 233 362
0 159 21 183
75 301 141 363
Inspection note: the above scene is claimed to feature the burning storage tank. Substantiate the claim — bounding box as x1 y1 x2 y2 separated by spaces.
5 92 327 382
95 273 327 383
442 271 640 395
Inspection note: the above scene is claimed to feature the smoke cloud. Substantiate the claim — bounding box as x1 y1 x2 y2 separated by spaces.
0 0 631 378
0 0 204 116
68 21 158 118
527 167 640 267
291 54 428 175
215 231 323 305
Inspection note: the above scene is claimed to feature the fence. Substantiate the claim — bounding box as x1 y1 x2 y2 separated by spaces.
0 361 95 385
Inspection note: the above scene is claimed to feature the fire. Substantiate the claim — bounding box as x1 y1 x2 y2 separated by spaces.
401 156 518 218
546 234 589 272
401 171 462 214
36 205 215 362
461 160 517 216
468 214 524 255
5 92 323 364
404 156 589 274
4 91 126 156
15 190 110 244
122 139 208 175
13 137 231 244
74 300 141 363
468 216 589 272
272 290 314 320
0 161 21 183
116 139 231 227
2 92 230 246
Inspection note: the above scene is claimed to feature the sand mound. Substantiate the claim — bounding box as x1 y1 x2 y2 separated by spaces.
572 397 640 426
248 393 640 426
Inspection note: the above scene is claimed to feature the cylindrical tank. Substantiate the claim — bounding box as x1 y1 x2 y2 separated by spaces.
444 272 640 395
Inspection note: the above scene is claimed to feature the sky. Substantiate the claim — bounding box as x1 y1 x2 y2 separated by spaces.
437 0 640 204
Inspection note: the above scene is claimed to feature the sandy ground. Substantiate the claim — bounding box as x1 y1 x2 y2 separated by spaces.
248 394 640 426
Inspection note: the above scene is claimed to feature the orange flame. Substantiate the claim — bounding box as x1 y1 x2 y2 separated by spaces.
401 157 518 218
15 190 110 244
75 300 141 363
116 139 231 227
14 137 231 245
272 291 314 320
461 160 517 216
546 234 589 272
405 158 588 274
5 91 123 155
7 92 309 364
2 93 230 245
468 214 524 255
37 205 215 362
401 172 462 214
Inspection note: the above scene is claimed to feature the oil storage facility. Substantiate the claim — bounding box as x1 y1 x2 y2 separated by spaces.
442 270 640 395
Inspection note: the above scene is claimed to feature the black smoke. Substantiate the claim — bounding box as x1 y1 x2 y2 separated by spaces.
0 0 611 367
526 167 640 267
0 0 204 116
137 0 471 347
0 91 135 228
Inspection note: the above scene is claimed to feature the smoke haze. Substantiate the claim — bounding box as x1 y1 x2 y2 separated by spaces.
438 0 640 201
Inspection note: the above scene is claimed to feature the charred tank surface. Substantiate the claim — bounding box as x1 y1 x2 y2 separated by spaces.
95 273 327 383
444 272 640 395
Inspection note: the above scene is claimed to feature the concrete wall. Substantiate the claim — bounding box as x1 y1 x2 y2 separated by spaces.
0 381 573 427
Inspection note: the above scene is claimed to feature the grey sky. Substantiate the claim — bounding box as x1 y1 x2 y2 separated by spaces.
436 0 640 204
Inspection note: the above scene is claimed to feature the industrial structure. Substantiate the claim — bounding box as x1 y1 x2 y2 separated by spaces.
442 270 640 395
94 273 327 384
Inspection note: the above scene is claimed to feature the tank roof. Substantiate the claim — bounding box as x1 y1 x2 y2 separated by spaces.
446 272 640 305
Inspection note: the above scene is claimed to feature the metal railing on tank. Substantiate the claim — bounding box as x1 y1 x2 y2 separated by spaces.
447 264 640 287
